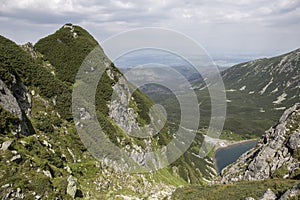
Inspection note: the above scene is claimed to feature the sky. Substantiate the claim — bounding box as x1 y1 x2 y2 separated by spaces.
1 0 300 66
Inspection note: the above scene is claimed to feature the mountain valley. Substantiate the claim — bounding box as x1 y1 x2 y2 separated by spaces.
0 24 299 199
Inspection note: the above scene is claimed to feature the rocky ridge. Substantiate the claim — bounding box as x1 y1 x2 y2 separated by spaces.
221 104 300 183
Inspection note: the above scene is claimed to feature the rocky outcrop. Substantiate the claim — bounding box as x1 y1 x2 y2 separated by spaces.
221 104 300 183
20 42 37 58
67 175 77 198
279 183 300 200
0 77 33 136
109 75 140 134
244 183 300 200
0 79 22 120
258 189 277 200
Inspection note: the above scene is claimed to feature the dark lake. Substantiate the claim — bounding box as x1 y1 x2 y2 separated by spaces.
214 140 258 173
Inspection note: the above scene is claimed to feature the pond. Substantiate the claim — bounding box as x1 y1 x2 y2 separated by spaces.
214 140 258 173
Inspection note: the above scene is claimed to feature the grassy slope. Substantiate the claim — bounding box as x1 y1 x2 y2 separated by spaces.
0 24 212 199
34 24 215 184
171 179 299 200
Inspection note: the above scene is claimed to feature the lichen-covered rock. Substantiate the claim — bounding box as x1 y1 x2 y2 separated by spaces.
221 104 300 183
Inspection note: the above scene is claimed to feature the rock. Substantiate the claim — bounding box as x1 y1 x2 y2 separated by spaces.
79 107 91 120
1 140 12 151
220 104 300 183
43 170 53 178
288 132 300 150
2 189 13 200
11 154 22 163
245 198 255 200
0 77 32 136
15 187 24 199
67 148 76 163
279 104 298 123
42 140 51 148
278 183 300 200
258 189 277 200
65 165 72 174
1 184 11 189
20 42 37 58
11 150 18 155
67 175 77 198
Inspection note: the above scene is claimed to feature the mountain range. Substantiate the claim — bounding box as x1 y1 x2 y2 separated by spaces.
0 24 299 199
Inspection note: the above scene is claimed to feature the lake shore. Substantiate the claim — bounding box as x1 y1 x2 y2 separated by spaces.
204 135 259 152
203 135 259 174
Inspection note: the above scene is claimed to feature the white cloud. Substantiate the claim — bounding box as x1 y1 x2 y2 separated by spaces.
0 0 299 60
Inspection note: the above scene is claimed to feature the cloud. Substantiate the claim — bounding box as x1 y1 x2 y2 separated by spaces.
1 0 299 27
0 0 299 60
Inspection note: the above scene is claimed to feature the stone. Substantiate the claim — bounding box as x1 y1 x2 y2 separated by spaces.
43 170 53 178
258 189 277 200
1 140 12 151
288 132 300 150
15 187 24 199
79 107 91 120
65 165 72 174
11 155 22 163
1 184 11 189
245 197 255 200
67 175 77 198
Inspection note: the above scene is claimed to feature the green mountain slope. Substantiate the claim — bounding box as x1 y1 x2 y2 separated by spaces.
0 24 215 199
195 48 300 137
221 48 300 136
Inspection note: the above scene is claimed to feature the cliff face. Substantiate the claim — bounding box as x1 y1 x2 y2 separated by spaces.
0 67 32 137
221 104 300 183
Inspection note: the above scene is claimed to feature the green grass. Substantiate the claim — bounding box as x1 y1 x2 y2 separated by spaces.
171 179 299 200
0 106 20 135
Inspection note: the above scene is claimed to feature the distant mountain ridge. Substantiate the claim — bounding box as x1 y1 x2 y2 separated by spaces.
222 48 300 107
195 48 300 137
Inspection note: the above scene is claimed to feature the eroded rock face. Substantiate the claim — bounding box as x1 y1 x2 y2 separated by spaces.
109 75 140 134
0 79 22 119
220 104 300 183
0 77 33 136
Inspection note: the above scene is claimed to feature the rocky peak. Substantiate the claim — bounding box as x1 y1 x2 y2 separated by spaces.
20 42 37 58
220 103 300 183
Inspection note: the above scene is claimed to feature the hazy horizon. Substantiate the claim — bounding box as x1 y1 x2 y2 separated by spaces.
1 0 300 67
